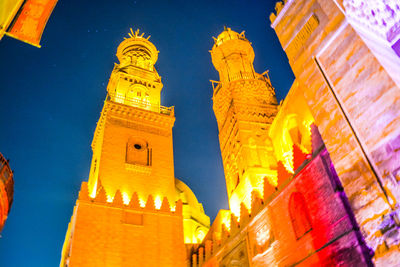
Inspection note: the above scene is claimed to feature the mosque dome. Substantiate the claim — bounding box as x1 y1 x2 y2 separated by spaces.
175 178 210 243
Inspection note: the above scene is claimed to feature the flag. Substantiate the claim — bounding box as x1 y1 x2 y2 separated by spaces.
6 0 57 47
0 0 24 40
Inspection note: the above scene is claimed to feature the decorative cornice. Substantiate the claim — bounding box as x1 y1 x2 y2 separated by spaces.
92 99 175 148
106 101 175 126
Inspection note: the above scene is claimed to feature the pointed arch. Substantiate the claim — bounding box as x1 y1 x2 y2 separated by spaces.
289 192 312 239
126 137 152 166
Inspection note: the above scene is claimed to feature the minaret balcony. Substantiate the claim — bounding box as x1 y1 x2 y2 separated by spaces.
107 93 174 116
213 72 272 95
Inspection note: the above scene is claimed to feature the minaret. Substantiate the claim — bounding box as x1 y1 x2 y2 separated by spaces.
211 28 278 216
88 28 176 205
60 29 185 267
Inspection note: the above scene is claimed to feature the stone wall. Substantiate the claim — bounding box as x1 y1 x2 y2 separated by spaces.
271 0 400 264
191 140 371 266
61 182 186 267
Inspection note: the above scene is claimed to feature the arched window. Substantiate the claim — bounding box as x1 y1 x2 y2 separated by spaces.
286 116 302 147
126 138 152 166
195 227 206 243
289 192 312 239
125 84 150 108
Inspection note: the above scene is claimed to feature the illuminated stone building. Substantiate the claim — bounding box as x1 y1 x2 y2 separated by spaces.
61 0 400 266
0 153 14 233
60 29 209 267
188 0 400 266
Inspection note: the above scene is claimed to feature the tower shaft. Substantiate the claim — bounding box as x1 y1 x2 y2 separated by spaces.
211 28 278 216
60 30 185 267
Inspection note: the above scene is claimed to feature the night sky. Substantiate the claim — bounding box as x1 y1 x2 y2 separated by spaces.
0 0 294 265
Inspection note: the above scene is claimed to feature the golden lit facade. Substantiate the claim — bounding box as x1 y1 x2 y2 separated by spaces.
60 30 209 267
211 28 278 217
87 28 176 205
189 0 400 265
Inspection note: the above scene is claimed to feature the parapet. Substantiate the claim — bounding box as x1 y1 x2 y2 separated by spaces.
78 180 182 216
270 0 293 26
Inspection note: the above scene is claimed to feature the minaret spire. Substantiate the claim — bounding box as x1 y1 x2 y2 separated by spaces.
211 27 278 216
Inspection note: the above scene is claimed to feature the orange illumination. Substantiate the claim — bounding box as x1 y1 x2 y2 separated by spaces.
282 151 294 173
221 211 231 231
229 194 241 218
154 196 162 210
211 28 279 218
122 192 130 205
139 198 146 208
256 224 270 246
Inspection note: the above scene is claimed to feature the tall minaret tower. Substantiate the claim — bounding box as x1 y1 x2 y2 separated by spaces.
60 29 186 267
211 28 278 216
87 29 176 204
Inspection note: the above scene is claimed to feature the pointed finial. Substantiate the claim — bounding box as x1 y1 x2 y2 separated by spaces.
127 28 148 39
128 28 135 38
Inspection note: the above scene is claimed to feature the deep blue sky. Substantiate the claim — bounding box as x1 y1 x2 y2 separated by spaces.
0 0 294 265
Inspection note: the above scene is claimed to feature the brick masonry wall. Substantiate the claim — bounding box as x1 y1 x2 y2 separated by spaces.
67 199 186 267
271 0 400 264
197 147 370 266
97 106 176 204
250 149 370 266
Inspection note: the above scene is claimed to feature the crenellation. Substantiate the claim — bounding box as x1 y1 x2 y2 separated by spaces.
250 191 264 218
239 202 251 226
160 196 170 212
112 190 124 206
221 224 230 243
192 254 197 267
94 184 107 203
78 182 90 201
145 195 156 211
198 247 204 266
77 180 181 215
230 213 240 235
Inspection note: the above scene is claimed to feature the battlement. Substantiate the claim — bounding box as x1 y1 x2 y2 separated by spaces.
78 181 182 216
269 0 294 26
188 124 323 266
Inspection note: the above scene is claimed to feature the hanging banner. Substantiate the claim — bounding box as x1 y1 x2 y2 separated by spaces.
0 0 24 40
6 0 58 47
